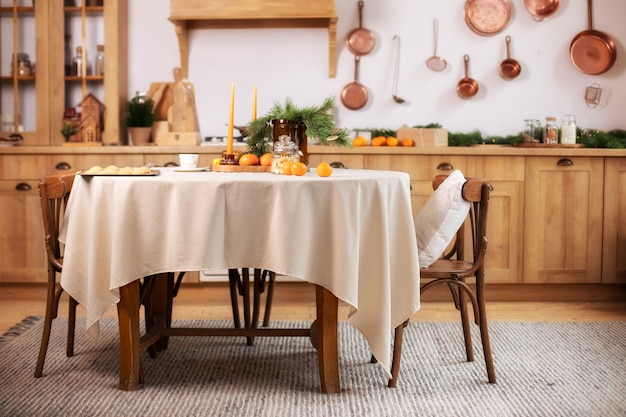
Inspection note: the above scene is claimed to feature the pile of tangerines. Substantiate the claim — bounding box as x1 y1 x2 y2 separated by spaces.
352 136 414 147
216 152 332 177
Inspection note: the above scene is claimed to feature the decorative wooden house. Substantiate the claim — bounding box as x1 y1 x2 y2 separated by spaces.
78 93 104 143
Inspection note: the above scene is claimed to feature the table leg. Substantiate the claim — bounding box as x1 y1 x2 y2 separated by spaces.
117 280 141 391
315 285 340 393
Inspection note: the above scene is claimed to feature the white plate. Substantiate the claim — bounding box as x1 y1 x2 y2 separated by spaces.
173 167 210 172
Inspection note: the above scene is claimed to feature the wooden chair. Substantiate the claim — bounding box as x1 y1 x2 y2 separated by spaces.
35 171 79 378
388 175 496 387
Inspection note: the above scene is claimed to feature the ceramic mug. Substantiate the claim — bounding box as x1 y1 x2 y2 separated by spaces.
179 154 199 169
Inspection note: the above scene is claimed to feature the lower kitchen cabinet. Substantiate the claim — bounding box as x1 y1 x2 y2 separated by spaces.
603 158 626 283
524 156 604 284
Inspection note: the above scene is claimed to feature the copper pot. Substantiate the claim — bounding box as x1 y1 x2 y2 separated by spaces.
570 0 616 75
499 36 521 80
523 0 560 21
457 55 479 99
346 1 375 56
341 55 368 110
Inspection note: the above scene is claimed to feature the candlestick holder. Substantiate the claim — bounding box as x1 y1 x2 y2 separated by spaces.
220 153 238 165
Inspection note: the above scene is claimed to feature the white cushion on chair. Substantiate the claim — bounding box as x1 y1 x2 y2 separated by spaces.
414 170 470 268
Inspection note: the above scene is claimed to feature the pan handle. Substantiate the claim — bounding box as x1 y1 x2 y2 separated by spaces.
354 55 361 82
587 0 593 30
358 0 364 28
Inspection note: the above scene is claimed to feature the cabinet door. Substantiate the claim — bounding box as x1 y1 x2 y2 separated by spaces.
0 180 46 282
603 158 626 283
308 153 364 169
0 1 50 144
524 156 604 283
470 156 525 284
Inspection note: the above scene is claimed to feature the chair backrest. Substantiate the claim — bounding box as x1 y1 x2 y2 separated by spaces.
38 171 78 269
432 174 491 266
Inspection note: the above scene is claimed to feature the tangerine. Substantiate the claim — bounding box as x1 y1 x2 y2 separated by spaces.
386 136 399 146
316 162 333 177
260 153 272 166
401 138 414 147
238 154 260 166
371 136 385 146
352 136 367 146
282 162 293 175
290 162 308 176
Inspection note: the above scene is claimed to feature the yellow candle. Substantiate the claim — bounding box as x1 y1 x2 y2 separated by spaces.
227 83 234 155
252 84 257 121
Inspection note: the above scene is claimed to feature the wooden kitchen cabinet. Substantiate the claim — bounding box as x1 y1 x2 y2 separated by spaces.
524 156 604 284
308 153 364 170
603 158 626 283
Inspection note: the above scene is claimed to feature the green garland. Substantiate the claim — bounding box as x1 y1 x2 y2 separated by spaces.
246 97 351 157
357 124 626 149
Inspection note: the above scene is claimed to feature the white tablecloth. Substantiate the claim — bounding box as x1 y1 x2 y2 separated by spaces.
59 167 420 375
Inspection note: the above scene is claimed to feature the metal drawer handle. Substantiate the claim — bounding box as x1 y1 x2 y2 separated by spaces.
330 161 347 169
164 161 178 167
436 162 454 171
55 161 72 171
16 182 32 192
557 158 574 167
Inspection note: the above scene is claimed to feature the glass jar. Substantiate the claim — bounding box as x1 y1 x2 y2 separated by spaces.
543 117 558 144
95 44 105 76
523 119 541 143
560 114 577 145
271 135 299 174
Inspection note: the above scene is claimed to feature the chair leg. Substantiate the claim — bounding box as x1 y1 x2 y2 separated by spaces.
476 272 497 383
457 283 475 363
228 269 241 329
262 271 276 327
66 296 78 357
34 280 59 378
241 269 254 346
388 319 409 388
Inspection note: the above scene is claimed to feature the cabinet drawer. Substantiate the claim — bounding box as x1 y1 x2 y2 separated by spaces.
365 155 471 179
0 155 49 180
309 154 364 169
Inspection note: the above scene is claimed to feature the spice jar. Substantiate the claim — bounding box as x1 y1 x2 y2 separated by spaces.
560 114 577 145
271 135 300 174
523 119 541 143
543 117 558 144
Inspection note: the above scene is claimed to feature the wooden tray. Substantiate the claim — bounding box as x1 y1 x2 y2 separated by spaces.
514 143 584 148
212 164 271 173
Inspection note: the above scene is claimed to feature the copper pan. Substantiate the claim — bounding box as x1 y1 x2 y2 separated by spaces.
570 0 616 75
457 55 479 99
499 36 521 80
341 55 368 110
524 0 560 21
346 1 375 56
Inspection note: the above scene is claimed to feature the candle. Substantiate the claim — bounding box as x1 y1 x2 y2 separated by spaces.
227 83 234 155
252 84 257 121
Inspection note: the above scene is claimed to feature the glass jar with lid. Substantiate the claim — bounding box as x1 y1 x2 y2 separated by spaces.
271 135 300 174
523 119 541 143
560 114 577 145
543 117 558 144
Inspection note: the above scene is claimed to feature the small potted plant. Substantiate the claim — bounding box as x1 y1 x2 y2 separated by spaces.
126 92 155 145
246 96 351 164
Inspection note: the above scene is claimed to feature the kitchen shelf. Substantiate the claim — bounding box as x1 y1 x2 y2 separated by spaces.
168 0 338 78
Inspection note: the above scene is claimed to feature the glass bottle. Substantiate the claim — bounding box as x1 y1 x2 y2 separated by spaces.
72 46 83 77
560 114 577 145
271 135 299 174
543 117 558 144
95 44 105 76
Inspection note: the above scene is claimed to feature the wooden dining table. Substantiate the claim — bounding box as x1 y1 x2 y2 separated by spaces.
59 166 420 393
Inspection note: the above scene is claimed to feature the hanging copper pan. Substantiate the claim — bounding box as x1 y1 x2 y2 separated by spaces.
570 0 616 75
341 55 368 110
457 55 479 99
499 36 521 80
523 0 560 21
346 1 375 56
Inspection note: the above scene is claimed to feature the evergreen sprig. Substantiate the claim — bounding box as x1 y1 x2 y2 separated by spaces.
246 97 351 157
126 92 155 127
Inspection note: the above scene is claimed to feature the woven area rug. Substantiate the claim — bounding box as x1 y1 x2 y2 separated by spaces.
1 317 624 417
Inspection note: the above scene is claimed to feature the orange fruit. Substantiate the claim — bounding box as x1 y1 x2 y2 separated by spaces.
238 154 260 166
401 138 414 147
352 136 367 146
316 162 333 177
386 136 398 146
212 158 221 166
371 136 385 146
260 153 272 166
282 162 293 175
290 162 307 176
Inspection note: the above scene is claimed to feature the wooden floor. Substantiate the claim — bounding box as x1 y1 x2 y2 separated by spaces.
1 282 625 334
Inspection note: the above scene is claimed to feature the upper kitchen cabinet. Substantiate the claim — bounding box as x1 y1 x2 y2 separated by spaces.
48 0 128 145
0 0 50 145
169 0 338 78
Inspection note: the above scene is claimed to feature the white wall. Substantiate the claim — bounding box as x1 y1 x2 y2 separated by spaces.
128 0 626 139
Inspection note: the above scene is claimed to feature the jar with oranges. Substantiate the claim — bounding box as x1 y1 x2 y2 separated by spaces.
271 135 300 174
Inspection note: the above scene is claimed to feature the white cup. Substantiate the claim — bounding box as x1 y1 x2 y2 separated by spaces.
179 153 199 169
